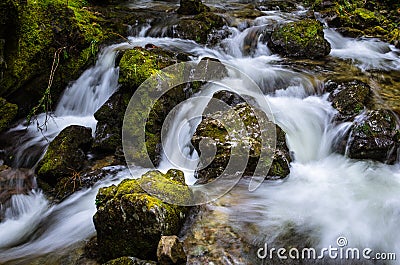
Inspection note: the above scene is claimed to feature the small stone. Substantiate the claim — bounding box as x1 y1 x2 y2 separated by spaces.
157 236 186 265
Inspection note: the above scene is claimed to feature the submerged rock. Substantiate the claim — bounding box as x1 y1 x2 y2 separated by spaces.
0 167 35 206
191 91 291 184
268 19 331 59
93 169 191 262
346 109 400 164
177 0 210 15
157 236 187 265
37 125 92 185
0 98 18 133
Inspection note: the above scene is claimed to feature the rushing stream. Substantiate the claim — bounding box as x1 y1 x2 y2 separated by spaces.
1 1 400 264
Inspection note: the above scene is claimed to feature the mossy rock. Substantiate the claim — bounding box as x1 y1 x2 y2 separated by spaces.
327 79 372 121
93 169 192 262
310 0 400 47
192 91 291 184
346 109 400 164
36 125 92 185
0 97 18 133
177 0 210 15
268 19 331 59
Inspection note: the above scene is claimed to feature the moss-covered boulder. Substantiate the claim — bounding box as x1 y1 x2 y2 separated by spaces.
103 257 157 265
327 79 372 121
0 97 18 133
93 169 192 262
345 109 400 164
177 0 210 15
37 125 92 185
191 91 291 184
268 19 331 59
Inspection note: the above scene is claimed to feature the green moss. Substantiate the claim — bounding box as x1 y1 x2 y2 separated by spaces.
275 19 323 48
0 97 18 132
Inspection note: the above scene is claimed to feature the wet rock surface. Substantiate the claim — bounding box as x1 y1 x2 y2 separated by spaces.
327 79 372 121
93 169 191 262
268 19 331 59
346 109 400 164
192 91 291 184
36 125 93 185
157 235 187 265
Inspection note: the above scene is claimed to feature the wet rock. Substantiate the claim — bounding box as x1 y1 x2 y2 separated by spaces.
177 0 210 15
173 12 226 44
37 125 93 185
93 169 191 262
191 91 291 184
0 97 18 133
268 19 331 59
93 93 129 153
103 257 157 265
157 236 186 265
346 109 400 164
327 79 372 121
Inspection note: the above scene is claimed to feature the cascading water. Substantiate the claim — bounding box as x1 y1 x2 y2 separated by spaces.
1 2 400 264
9 45 121 168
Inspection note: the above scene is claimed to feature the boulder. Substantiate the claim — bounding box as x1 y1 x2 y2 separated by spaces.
157 236 187 265
191 91 291 184
268 19 331 59
327 80 372 121
37 125 92 185
173 13 226 44
346 109 400 164
0 97 18 133
177 0 210 15
93 169 192 262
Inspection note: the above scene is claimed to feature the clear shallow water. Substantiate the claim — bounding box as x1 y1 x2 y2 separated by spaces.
1 3 400 264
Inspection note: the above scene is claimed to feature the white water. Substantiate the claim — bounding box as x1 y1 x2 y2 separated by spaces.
1 6 400 264
10 45 121 168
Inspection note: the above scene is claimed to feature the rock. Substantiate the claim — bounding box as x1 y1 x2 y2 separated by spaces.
191 91 291 184
268 19 331 59
177 0 210 15
173 12 226 44
157 236 186 265
0 97 18 133
113 46 190 165
103 257 157 265
37 125 92 185
327 79 372 121
93 169 192 262
93 93 129 153
346 109 400 164
256 0 298 12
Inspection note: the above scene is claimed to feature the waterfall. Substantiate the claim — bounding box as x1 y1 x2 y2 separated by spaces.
1 4 400 264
